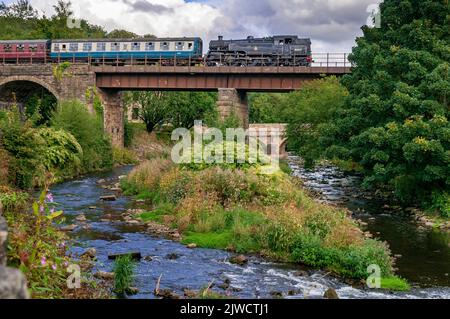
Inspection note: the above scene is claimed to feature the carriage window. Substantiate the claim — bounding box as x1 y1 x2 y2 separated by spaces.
145 42 155 51
62 44 67 51
162 42 169 50
96 42 106 51
285 38 293 44
278 40 284 45
29 45 38 52
69 43 79 52
4 44 12 52
83 43 92 51
111 43 120 51
17 44 25 52
123 44 128 50
175 42 184 50
188 43 193 49
131 42 140 51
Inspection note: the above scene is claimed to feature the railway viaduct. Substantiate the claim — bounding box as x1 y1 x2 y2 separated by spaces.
0 63 351 147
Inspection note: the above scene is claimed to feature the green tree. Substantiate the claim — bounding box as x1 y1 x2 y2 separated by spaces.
285 76 348 166
249 93 286 123
126 91 169 133
166 92 217 129
322 0 450 210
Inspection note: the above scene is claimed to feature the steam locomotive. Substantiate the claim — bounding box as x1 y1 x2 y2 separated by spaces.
0 35 312 67
207 35 312 67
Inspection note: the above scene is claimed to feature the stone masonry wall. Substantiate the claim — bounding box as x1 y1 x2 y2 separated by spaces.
0 64 96 110
217 88 249 129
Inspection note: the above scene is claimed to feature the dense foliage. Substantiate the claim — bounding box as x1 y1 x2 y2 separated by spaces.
320 0 450 213
125 91 217 133
51 100 113 173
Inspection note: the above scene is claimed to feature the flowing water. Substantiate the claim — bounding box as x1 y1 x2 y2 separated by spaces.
48 163 450 299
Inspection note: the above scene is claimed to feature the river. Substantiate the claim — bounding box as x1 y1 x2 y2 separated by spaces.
48 161 450 299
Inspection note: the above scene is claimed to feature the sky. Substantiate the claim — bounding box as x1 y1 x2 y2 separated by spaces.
11 0 382 52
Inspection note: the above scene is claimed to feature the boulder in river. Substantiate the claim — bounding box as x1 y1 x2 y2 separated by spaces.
82 248 97 259
166 253 179 260
323 288 339 299
186 243 197 249
229 255 248 266
108 252 142 261
75 214 87 222
61 224 78 232
100 195 117 201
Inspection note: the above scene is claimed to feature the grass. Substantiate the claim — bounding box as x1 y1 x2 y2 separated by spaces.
182 231 234 250
113 255 135 297
124 158 408 288
381 277 411 291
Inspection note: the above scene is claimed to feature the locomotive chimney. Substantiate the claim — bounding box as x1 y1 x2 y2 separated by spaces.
218 35 223 41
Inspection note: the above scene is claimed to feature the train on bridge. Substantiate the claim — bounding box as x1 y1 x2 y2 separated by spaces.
0 35 312 67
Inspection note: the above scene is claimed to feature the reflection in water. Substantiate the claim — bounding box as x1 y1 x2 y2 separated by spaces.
48 164 449 299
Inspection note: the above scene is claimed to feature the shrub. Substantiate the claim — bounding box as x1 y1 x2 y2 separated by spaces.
112 146 138 165
36 128 83 181
51 100 113 173
0 109 46 189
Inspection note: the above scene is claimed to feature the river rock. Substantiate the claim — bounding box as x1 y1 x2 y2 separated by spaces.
75 214 87 222
293 270 308 277
155 289 180 299
143 256 153 261
61 224 78 232
82 248 97 259
108 252 142 261
94 271 114 280
229 255 248 266
323 288 339 299
270 291 283 298
127 287 139 295
126 220 141 225
88 206 97 210
100 195 117 201
97 179 106 184
166 253 179 260
186 243 197 249
183 289 197 299
0 266 30 299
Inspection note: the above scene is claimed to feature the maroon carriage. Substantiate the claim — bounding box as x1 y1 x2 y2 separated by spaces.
0 40 50 63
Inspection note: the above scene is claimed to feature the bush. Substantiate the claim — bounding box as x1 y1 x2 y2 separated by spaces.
0 108 46 189
36 128 83 181
51 100 113 173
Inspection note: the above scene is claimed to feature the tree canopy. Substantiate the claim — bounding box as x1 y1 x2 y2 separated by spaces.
321 0 449 210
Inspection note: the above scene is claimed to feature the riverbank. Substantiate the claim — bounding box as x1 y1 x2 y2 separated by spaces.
121 156 410 291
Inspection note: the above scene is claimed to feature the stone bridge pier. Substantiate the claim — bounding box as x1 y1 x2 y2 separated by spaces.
217 88 249 128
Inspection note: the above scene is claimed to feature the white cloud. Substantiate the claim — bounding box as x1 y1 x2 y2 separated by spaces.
28 0 382 52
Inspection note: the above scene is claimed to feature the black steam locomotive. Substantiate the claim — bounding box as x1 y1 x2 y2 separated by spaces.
206 35 312 67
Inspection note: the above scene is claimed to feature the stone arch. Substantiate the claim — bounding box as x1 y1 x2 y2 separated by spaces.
0 75 60 102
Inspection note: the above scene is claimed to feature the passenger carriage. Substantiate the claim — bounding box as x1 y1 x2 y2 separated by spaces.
50 38 203 65
0 40 50 63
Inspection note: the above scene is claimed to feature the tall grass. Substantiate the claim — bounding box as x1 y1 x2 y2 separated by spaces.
113 255 135 297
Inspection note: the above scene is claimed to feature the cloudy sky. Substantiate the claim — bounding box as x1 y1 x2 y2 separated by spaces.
13 0 381 52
